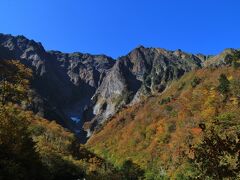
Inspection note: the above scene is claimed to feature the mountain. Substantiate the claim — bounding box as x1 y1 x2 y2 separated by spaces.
0 33 239 179
84 47 206 135
0 33 115 140
0 33 239 141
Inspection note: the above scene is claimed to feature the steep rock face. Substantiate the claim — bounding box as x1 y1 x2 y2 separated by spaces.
48 51 114 88
0 34 115 137
84 46 205 134
47 51 115 138
0 34 47 75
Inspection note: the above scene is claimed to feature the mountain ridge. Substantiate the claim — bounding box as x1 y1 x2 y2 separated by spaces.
0 33 238 141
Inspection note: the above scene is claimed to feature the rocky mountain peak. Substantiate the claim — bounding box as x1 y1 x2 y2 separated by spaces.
84 46 207 135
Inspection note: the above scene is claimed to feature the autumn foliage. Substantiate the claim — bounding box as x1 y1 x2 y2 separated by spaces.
1 60 239 179
0 60 124 180
87 67 240 179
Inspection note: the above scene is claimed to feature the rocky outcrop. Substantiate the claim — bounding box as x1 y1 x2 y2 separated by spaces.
0 34 47 75
84 47 205 134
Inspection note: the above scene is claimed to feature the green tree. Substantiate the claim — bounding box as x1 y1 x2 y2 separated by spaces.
0 105 46 180
232 51 240 69
231 79 240 98
191 77 201 88
191 113 240 179
0 60 32 106
121 159 145 180
217 74 230 95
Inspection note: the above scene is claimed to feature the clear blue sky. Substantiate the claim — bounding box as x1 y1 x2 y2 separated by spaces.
0 0 239 58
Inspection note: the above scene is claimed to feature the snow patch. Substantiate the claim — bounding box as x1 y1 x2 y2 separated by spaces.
70 117 81 123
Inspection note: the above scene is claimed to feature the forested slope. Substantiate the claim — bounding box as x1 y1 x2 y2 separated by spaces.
88 66 240 179
0 60 125 180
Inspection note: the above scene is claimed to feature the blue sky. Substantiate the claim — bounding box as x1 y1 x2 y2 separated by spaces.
0 0 239 58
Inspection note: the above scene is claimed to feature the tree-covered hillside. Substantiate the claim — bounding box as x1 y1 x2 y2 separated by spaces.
87 66 240 179
0 60 125 180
